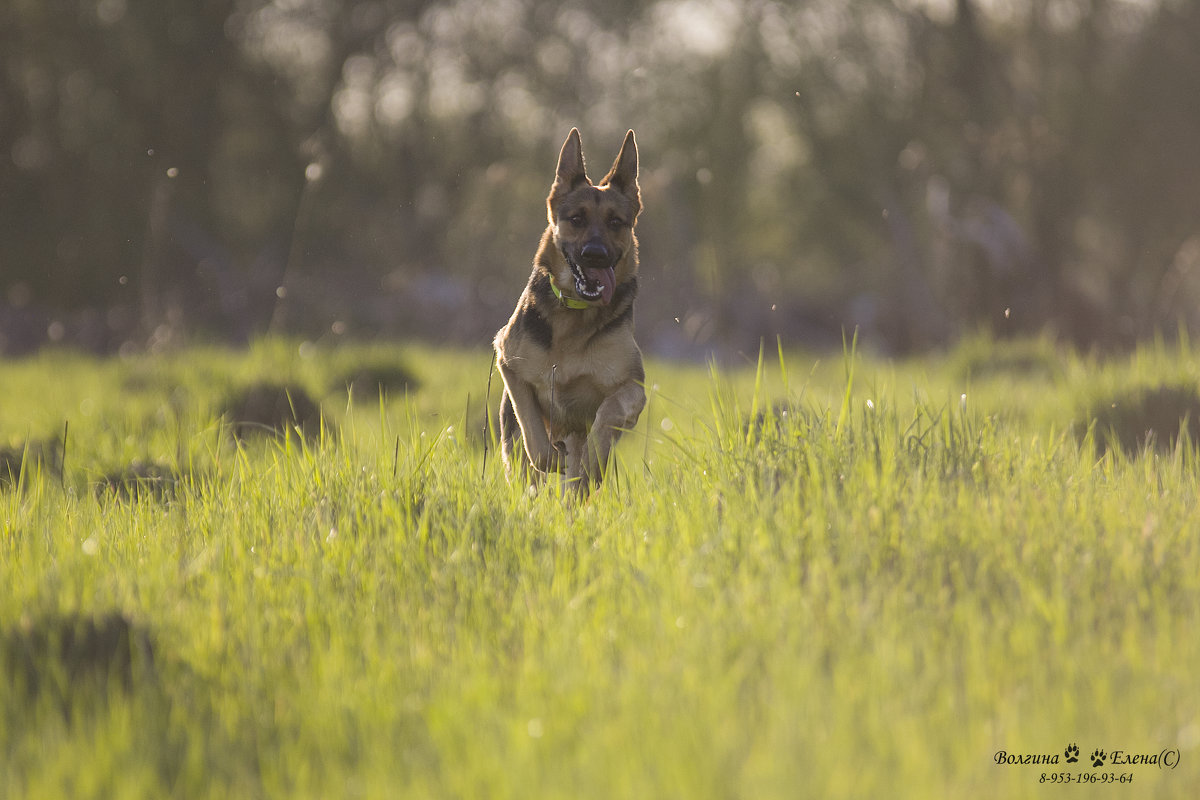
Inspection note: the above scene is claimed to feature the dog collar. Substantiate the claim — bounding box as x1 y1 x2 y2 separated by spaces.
550 278 591 309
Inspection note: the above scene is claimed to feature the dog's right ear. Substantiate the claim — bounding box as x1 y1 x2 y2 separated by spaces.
554 128 588 189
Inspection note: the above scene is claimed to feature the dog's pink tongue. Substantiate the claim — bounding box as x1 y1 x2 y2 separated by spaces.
585 266 616 305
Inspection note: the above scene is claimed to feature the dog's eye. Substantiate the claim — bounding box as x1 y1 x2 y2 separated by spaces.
566 214 585 227
608 217 627 229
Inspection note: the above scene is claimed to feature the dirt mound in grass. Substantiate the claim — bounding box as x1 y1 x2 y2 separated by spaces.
950 337 1064 381
333 362 419 402
221 382 323 439
0 437 62 487
95 459 194 501
3 612 157 703
1085 382 1200 456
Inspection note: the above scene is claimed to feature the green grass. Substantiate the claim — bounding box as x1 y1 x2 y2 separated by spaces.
2 335 1199 798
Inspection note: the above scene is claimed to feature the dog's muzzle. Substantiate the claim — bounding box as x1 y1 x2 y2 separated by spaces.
565 243 617 306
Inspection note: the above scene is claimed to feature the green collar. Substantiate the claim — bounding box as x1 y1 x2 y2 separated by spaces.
550 278 591 309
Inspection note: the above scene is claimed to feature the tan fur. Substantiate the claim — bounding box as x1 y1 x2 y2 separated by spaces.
493 128 646 495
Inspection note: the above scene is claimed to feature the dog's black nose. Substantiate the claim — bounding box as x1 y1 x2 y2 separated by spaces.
580 241 609 264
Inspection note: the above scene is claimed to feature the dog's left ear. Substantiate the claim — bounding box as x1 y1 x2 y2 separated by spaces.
600 130 640 211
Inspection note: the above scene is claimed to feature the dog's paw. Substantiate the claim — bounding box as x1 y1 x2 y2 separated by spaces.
567 474 591 498
1064 743 1079 763
531 441 567 474
1090 749 1106 767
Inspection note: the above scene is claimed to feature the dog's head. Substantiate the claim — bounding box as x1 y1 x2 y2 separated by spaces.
545 128 641 306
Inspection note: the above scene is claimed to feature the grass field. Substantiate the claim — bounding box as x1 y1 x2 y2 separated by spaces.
2 335 1199 798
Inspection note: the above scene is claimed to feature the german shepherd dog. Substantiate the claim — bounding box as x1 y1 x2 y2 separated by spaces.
493 128 645 495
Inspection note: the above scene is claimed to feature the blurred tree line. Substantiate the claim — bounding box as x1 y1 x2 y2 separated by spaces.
2 0 1199 356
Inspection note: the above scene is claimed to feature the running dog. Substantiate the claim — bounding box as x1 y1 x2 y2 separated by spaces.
493 128 645 495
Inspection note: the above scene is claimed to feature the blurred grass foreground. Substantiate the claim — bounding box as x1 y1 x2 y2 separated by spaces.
2 336 1200 797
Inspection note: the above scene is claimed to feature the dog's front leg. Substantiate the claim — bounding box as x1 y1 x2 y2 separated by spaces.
577 380 646 492
559 433 586 493
497 363 564 474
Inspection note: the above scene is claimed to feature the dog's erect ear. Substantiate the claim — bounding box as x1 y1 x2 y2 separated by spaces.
600 130 640 209
554 128 588 189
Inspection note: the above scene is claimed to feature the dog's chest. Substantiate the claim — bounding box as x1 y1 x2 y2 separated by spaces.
543 371 607 431
524 353 620 430
497 291 640 433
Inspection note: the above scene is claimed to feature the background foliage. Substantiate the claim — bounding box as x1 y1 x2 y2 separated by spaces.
3 0 1200 356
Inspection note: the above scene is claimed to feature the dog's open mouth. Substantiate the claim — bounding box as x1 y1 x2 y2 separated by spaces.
573 265 615 305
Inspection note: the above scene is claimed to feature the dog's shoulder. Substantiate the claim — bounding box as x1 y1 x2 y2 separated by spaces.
495 269 557 356
512 272 558 351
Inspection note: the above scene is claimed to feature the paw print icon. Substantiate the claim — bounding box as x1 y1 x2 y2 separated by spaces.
1064 743 1080 763
1091 749 1107 767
